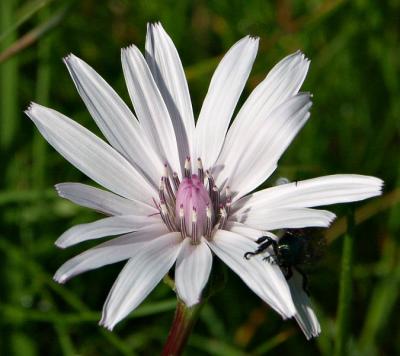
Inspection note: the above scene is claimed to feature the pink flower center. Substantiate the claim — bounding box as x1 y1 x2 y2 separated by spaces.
175 175 212 238
154 158 231 244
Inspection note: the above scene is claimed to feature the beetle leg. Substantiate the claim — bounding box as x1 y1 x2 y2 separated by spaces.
244 236 277 260
284 266 293 280
262 255 277 264
295 267 310 296
256 236 268 244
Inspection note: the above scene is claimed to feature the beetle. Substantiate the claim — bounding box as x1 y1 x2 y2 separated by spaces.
244 229 326 295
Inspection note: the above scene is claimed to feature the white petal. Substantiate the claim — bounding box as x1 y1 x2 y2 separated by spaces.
55 183 156 216
100 232 182 330
207 230 295 318
145 23 195 168
215 52 309 194
225 221 278 241
288 270 321 339
121 45 181 176
232 207 336 231
215 93 311 200
26 103 156 203
175 237 213 307
56 215 159 248
64 54 163 187
53 223 167 283
195 36 259 170
233 174 384 214
221 51 309 158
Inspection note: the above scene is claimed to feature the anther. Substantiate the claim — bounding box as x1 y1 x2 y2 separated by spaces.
163 163 169 178
197 158 204 182
184 157 191 178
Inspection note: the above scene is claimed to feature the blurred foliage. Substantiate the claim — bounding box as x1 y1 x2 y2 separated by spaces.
0 0 399 355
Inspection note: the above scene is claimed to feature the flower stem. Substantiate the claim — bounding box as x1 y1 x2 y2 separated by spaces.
162 300 203 356
334 210 355 356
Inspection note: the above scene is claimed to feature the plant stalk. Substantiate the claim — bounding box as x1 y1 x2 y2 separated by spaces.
162 300 203 356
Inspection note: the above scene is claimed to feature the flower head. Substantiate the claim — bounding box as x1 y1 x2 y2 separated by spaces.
26 23 383 337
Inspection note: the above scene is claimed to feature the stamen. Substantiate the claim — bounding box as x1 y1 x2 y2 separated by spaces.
197 158 204 182
161 202 175 231
152 197 160 210
184 157 191 178
212 186 220 216
219 206 227 229
164 176 175 200
179 204 187 239
191 208 198 244
172 172 180 191
206 170 215 196
163 163 169 179
161 163 175 199
225 186 232 215
157 200 168 227
158 178 166 203
205 205 212 239
159 179 175 217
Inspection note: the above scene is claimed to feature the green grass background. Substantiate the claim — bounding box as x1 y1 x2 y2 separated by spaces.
0 0 399 355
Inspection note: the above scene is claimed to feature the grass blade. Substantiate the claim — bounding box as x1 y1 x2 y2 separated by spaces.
0 0 19 149
334 210 355 356
0 0 55 43
0 5 69 64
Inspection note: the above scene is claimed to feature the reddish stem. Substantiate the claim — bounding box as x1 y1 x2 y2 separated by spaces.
161 300 202 356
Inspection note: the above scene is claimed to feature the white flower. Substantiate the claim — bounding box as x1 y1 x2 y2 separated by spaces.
26 23 383 338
